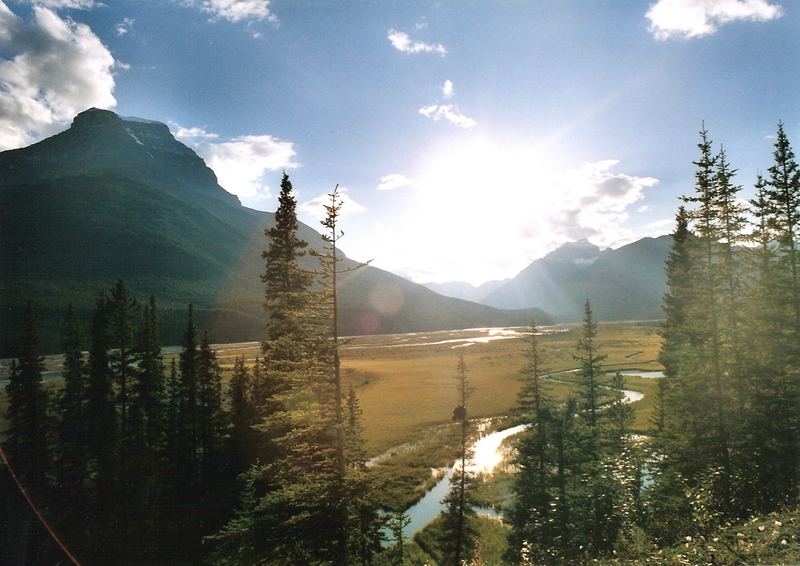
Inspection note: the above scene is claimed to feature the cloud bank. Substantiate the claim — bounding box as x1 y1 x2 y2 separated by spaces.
646 0 783 39
0 1 118 150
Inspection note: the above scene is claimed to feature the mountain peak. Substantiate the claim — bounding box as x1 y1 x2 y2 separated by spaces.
0 108 239 206
71 107 121 129
71 107 173 141
544 239 603 264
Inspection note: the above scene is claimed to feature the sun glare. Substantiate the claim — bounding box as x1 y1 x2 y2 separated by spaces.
397 139 559 283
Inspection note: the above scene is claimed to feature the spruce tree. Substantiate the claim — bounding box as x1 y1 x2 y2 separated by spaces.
659 207 692 379
197 330 225 473
439 355 477 566
506 320 554 564
608 372 634 445
229 356 254 473
178 304 200 486
4 302 49 493
764 122 800 329
84 293 118 557
132 295 165 456
574 298 606 450
54 304 87 542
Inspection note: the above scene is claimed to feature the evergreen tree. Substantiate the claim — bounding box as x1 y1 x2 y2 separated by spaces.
54 304 87 544
197 331 225 473
574 298 606 452
764 121 800 329
109 280 138 440
439 355 477 566
659 207 692 379
4 302 48 493
131 295 165 457
213 177 353 565
608 372 634 445
84 293 118 557
675 126 733 513
178 304 200 486
229 356 254 472
506 320 554 564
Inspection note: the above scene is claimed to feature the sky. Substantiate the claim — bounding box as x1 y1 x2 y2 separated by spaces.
0 0 798 285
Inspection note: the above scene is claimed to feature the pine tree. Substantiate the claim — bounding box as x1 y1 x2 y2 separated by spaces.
229 356 254 472
256 172 315 463
213 177 346 564
678 126 733 512
439 354 477 566
764 122 800 330
84 293 118 557
132 295 165 456
344 385 383 564
109 279 138 441
4 302 49 493
574 298 606 452
54 303 87 544
178 304 200 486
506 320 554 564
608 372 634 445
197 330 225 473
659 207 692 378
744 173 796 510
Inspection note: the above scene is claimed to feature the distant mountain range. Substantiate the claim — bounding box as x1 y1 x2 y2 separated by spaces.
0 108 551 354
420 279 509 304
428 237 673 322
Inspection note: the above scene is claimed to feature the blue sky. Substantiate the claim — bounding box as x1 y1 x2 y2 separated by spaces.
0 0 797 284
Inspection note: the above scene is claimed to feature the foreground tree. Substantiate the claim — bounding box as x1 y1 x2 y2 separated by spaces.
505 321 555 564
439 354 477 565
574 298 606 454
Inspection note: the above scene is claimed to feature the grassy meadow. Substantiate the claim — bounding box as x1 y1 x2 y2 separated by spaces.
0 321 664 512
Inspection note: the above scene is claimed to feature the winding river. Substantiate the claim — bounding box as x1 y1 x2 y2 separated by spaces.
395 375 650 539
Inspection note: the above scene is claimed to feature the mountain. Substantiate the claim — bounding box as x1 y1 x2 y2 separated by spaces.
0 108 551 354
482 236 672 321
421 279 509 303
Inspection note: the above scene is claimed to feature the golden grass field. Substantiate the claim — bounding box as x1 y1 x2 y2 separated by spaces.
0 321 664 515
209 321 664 456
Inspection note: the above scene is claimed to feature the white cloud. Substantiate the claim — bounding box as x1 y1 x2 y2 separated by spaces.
299 187 366 221
185 0 277 23
387 28 446 55
418 104 476 129
377 173 415 191
646 0 783 40
0 1 117 150
173 124 219 140
20 0 99 8
442 79 454 99
345 140 660 284
415 17 428 29
115 17 134 36
174 125 297 208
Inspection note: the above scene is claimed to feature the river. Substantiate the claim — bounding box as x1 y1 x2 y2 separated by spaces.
395 377 648 539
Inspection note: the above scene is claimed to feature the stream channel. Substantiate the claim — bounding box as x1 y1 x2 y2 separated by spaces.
392 371 654 540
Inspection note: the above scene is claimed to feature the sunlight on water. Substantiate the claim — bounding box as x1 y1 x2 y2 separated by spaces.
469 424 528 475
